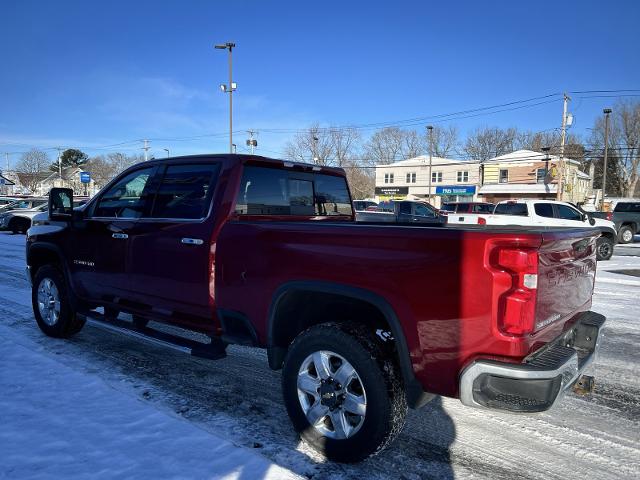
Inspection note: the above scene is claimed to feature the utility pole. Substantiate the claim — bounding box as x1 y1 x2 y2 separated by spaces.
56 147 63 180
312 135 319 163
4 152 8 172
601 108 612 211
143 139 150 161
427 125 434 204
556 93 571 200
246 130 258 154
215 42 236 153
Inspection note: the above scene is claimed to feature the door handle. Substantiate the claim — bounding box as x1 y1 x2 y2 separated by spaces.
181 238 204 245
112 233 128 239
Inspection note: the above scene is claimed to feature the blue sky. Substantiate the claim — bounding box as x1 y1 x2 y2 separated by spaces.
1 0 639 166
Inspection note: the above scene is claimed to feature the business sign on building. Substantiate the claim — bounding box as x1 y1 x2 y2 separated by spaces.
374 186 409 195
435 185 476 196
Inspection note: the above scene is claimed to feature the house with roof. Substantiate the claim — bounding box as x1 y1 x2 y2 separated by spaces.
478 149 591 204
374 156 481 207
35 166 96 197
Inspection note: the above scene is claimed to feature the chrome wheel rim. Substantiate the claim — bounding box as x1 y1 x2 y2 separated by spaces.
622 230 633 243
297 350 367 440
37 278 60 326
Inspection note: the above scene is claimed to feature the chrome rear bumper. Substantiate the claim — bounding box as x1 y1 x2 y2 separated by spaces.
459 311 605 413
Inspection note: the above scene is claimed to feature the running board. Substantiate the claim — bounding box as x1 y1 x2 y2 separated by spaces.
82 313 227 360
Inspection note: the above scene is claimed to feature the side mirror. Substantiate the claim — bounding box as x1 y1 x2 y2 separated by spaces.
49 188 74 221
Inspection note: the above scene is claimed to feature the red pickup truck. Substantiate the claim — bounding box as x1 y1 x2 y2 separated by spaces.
26 154 605 462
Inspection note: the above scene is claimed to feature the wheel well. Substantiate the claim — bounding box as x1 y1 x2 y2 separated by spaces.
270 290 395 365
600 231 615 241
268 286 434 409
28 247 63 277
620 222 637 233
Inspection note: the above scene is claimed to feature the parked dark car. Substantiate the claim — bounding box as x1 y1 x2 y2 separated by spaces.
592 201 640 243
26 154 605 462
355 200 446 225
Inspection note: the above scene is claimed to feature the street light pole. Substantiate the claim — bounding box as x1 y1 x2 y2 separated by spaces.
427 125 434 204
601 108 612 211
163 148 170 158
215 42 236 154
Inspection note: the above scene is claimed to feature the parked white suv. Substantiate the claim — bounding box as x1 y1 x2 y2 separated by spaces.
447 199 618 260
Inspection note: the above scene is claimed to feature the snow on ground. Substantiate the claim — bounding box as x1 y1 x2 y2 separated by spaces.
0 325 300 480
0 231 639 479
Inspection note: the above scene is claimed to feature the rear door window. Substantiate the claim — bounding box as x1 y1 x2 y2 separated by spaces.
534 203 554 218
615 202 640 213
235 166 352 216
151 163 220 219
494 203 528 216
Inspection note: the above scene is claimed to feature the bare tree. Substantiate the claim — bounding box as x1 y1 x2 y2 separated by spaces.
87 155 115 188
331 128 360 167
589 100 640 197
424 125 459 158
363 127 422 165
15 149 50 193
464 126 519 161
517 130 585 160
283 124 336 166
344 160 374 199
108 152 143 174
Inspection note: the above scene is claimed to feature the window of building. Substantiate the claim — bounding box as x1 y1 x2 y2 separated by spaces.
536 168 547 184
457 171 469 183
151 164 220 219
499 169 509 183
431 171 442 183
93 167 155 218
406 172 416 183
384 173 394 184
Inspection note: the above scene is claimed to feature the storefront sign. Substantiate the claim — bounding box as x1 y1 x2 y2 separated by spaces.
374 186 409 195
435 185 476 196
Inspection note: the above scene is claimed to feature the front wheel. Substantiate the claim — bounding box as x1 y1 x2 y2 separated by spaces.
282 323 407 463
32 265 85 338
618 225 634 244
596 236 614 261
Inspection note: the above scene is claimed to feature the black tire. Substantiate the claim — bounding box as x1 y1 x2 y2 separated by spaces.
282 322 407 463
10 218 29 235
596 236 614 261
618 225 634 244
132 314 149 329
32 265 85 338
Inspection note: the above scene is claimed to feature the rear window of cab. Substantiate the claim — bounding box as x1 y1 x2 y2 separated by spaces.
234 165 353 216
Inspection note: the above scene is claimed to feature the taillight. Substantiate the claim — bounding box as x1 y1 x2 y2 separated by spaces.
495 248 538 336
606 212 613 221
477 217 487 225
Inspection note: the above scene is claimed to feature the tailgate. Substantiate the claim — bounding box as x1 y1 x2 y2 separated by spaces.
535 230 598 331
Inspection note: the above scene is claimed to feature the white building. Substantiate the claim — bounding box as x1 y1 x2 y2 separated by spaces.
374 156 481 207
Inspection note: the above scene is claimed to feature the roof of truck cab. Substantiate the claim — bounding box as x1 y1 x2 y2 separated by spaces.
140 153 347 175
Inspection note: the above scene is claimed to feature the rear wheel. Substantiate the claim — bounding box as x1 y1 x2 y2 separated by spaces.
282 323 407 463
596 236 614 261
32 265 85 338
618 225 634 244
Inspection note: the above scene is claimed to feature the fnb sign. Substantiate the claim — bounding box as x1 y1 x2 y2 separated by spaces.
436 185 476 195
